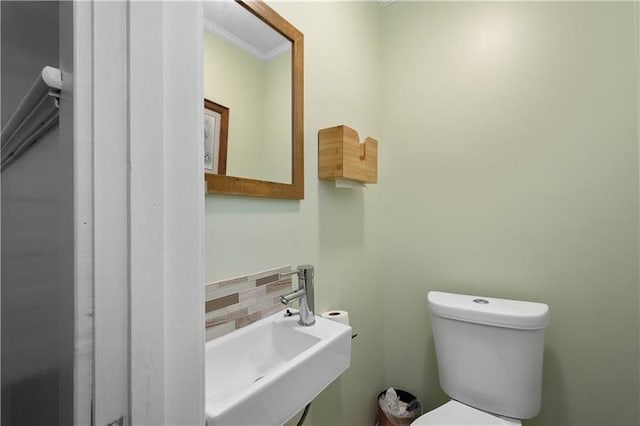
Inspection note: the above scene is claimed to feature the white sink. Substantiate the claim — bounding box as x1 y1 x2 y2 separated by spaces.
205 311 352 426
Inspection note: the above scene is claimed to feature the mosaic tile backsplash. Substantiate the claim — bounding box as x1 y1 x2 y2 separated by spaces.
205 266 294 341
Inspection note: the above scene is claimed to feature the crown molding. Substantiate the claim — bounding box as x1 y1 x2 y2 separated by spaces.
204 18 290 63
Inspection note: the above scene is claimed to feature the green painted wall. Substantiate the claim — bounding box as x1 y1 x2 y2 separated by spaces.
381 2 639 426
205 1 640 425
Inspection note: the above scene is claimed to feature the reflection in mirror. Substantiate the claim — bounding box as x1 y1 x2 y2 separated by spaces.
204 0 292 184
204 99 229 175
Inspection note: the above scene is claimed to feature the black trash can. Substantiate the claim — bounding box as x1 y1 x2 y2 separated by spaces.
376 388 422 426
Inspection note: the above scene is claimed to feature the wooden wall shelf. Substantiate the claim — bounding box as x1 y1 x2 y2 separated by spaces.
318 125 378 184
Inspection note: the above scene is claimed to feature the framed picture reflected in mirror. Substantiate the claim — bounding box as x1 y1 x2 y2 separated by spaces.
204 98 229 174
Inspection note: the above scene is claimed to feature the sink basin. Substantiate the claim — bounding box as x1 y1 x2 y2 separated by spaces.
205 310 352 426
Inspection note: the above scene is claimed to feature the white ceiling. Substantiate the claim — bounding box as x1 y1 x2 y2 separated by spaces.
203 0 290 63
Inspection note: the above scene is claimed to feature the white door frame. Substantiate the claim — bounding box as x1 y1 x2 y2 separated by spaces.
129 2 205 423
74 1 131 424
70 1 94 424
74 1 205 424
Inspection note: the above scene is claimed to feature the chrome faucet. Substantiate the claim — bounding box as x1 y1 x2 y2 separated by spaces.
279 265 315 326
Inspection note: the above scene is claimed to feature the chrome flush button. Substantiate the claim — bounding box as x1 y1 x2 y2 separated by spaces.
473 298 489 304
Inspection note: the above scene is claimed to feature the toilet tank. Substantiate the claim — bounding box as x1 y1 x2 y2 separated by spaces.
427 291 550 420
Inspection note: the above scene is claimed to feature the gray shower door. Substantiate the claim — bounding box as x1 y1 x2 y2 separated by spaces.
1 2 75 425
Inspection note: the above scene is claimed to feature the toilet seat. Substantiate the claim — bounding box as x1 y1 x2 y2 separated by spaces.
411 400 521 426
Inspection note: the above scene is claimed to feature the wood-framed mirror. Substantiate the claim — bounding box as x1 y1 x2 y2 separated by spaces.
203 0 304 200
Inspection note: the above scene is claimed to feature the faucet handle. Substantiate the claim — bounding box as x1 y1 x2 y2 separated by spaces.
278 269 299 280
278 265 314 280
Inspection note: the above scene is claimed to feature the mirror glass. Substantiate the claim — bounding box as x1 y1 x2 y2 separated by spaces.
204 0 292 184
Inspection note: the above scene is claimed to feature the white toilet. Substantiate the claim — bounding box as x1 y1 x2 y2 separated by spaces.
412 291 550 425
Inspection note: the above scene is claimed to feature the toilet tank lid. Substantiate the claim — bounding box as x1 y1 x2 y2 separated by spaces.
427 291 550 330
